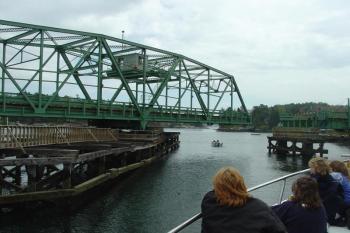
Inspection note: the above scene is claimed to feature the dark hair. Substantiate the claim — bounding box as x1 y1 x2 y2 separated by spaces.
291 176 321 208
329 160 349 178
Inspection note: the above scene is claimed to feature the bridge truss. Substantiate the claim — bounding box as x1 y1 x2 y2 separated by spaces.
0 20 249 128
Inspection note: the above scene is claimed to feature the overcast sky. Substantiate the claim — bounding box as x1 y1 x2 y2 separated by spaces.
1 0 349 109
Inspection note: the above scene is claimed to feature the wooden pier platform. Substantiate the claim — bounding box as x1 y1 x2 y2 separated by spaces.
0 126 180 209
267 128 328 156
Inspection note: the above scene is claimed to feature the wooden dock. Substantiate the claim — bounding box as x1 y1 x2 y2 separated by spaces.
267 128 328 156
0 126 179 209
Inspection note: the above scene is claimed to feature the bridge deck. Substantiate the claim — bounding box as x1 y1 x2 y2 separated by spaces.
0 93 250 125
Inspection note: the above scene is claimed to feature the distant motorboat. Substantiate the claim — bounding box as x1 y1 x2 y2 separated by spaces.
211 141 223 147
250 133 261 135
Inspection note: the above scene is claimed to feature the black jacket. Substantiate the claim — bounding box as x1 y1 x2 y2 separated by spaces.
311 174 344 224
201 191 286 233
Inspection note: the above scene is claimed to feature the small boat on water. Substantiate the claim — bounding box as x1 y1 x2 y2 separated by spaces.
250 133 261 135
211 140 223 147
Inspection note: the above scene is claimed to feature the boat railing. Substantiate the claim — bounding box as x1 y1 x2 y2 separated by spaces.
167 168 311 233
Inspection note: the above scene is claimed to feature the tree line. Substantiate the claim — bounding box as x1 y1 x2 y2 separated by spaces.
251 102 347 130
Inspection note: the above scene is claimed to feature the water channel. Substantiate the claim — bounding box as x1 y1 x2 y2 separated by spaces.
1 128 350 233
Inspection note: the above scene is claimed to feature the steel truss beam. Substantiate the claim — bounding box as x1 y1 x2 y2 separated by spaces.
0 19 249 128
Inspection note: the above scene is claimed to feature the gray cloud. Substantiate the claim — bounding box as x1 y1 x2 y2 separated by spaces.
0 1 140 23
1 0 349 108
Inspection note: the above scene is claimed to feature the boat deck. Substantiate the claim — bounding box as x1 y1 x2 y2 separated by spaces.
167 168 350 233
329 226 349 233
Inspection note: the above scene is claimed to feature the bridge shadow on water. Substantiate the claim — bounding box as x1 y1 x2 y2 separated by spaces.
269 153 312 173
0 156 177 233
0 169 151 233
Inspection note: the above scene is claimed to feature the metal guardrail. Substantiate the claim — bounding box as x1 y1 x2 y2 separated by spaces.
0 125 118 149
0 93 250 125
167 168 310 233
271 128 325 140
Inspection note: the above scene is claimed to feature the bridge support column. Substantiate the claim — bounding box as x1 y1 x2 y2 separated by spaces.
0 154 3 194
26 165 37 192
136 151 142 162
2 43 6 112
292 141 296 156
15 165 22 186
319 143 325 157
301 142 313 156
120 153 127 167
140 120 148 130
98 156 106 175
276 140 287 155
63 163 72 189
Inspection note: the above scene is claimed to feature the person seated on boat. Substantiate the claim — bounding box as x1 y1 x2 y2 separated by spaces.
308 157 344 226
201 167 286 233
329 160 350 205
272 176 327 233
329 160 350 227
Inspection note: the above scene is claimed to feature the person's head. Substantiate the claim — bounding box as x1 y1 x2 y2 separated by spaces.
308 157 330 176
213 167 249 207
291 176 321 208
329 160 349 177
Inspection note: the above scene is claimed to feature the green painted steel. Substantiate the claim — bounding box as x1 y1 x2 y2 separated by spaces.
279 111 349 130
0 20 250 128
0 93 249 125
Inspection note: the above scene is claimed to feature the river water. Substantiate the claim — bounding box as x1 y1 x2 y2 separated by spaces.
1 128 350 233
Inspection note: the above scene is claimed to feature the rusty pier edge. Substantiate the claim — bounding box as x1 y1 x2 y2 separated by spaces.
0 127 180 209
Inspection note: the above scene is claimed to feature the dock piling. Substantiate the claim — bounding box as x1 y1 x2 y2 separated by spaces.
0 127 180 208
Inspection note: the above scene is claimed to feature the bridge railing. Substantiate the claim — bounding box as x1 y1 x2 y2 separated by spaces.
0 125 118 149
0 93 250 125
272 127 322 139
167 168 310 233
118 129 161 142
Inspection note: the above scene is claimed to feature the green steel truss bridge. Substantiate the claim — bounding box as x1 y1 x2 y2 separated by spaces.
279 110 350 130
0 20 249 128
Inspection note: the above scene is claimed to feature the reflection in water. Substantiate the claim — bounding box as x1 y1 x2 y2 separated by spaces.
270 153 312 172
1 129 350 233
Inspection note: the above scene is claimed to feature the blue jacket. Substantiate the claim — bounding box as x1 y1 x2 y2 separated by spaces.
331 172 350 205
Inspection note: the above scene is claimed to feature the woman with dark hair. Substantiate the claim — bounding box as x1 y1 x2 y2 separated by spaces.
308 157 343 225
201 167 286 233
272 176 327 233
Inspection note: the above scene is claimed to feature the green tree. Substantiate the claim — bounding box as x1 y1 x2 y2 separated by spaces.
252 104 270 129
